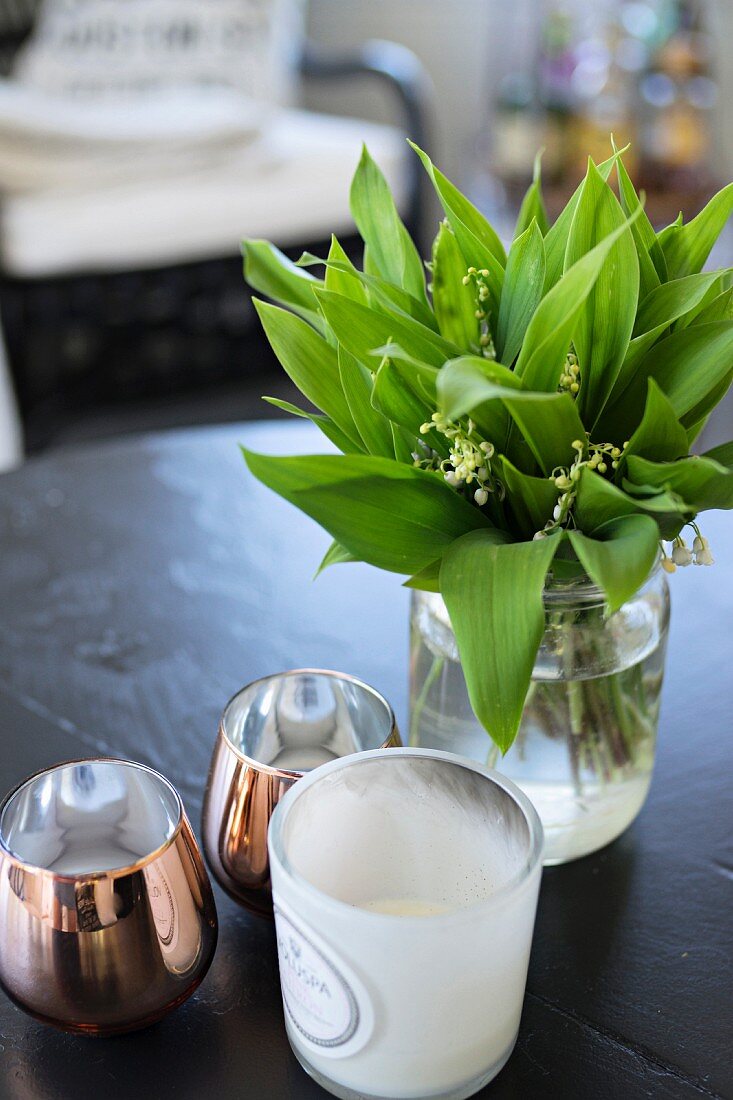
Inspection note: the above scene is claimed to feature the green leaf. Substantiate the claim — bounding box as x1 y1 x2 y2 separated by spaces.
242 449 491 575
409 142 505 319
437 356 585 475
315 540 357 576
657 183 733 278
409 142 506 265
403 560 442 592
437 354 522 417
600 321 733 439
254 299 361 448
496 455 560 538
609 271 725 401
372 358 447 456
440 530 559 751
626 453 733 511
688 287 733 326
431 221 481 348
314 289 459 370
514 150 549 238
567 514 660 614
391 423 417 465
702 440 733 467
515 201 643 394
338 349 394 457
242 239 324 329
622 379 689 466
324 258 437 330
633 271 723 337
261 397 363 454
564 160 639 422
323 236 369 303
372 342 440 399
496 219 546 365
433 355 513 449
300 244 436 328
502 392 587 476
543 147 622 291
574 466 689 539
614 146 667 292
350 145 427 302
681 370 733 445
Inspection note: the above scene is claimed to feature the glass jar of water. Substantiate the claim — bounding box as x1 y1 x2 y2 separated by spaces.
409 566 670 864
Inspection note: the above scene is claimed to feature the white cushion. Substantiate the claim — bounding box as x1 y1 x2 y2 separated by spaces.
0 110 408 276
0 83 266 193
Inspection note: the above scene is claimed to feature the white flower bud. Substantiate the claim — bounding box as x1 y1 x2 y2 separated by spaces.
661 557 677 574
533 531 546 540
672 543 692 566
474 488 489 506
553 504 562 521
444 471 459 486
695 548 714 566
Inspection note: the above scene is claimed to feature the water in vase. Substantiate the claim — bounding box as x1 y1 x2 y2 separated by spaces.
410 587 668 864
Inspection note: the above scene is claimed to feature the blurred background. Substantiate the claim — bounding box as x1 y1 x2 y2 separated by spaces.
0 0 730 471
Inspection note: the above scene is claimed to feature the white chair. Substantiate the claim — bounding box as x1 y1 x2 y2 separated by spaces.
0 0 431 448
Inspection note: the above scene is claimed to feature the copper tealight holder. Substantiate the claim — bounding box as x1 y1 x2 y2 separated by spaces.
0 758 218 1035
202 670 400 915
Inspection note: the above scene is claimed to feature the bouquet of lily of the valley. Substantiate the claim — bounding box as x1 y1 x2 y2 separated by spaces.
241 141 733 752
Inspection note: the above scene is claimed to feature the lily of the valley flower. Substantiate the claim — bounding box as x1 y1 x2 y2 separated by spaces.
671 537 693 567
693 534 714 566
418 414 503 503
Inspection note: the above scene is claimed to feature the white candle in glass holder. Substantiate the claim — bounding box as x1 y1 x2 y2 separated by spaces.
268 747 543 1100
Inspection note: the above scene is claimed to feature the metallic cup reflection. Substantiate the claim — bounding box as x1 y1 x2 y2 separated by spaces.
0 758 218 1036
202 670 400 915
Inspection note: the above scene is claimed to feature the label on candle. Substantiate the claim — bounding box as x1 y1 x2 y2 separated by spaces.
144 863 178 951
273 896 374 1059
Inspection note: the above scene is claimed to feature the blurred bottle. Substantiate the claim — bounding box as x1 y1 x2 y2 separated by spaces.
492 72 545 184
536 6 578 182
570 15 640 178
639 0 717 191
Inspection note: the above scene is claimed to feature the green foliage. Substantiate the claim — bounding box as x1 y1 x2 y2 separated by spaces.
568 515 660 613
496 220 546 365
242 140 733 751
440 530 559 752
564 160 639 423
514 150 549 239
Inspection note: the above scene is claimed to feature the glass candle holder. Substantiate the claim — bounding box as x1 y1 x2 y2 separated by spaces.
268 747 543 1100
0 758 217 1035
202 670 400 914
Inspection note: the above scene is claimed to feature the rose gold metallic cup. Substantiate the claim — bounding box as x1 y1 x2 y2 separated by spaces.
202 670 400 916
0 758 218 1036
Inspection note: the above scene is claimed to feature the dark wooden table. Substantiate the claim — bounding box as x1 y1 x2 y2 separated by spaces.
0 421 731 1100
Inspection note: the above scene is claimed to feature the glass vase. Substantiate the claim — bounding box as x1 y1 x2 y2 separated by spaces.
409 567 670 864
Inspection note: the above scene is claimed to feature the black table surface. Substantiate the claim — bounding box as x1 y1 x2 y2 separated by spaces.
0 420 731 1100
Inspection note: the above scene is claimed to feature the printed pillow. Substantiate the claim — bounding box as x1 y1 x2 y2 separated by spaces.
13 0 304 105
